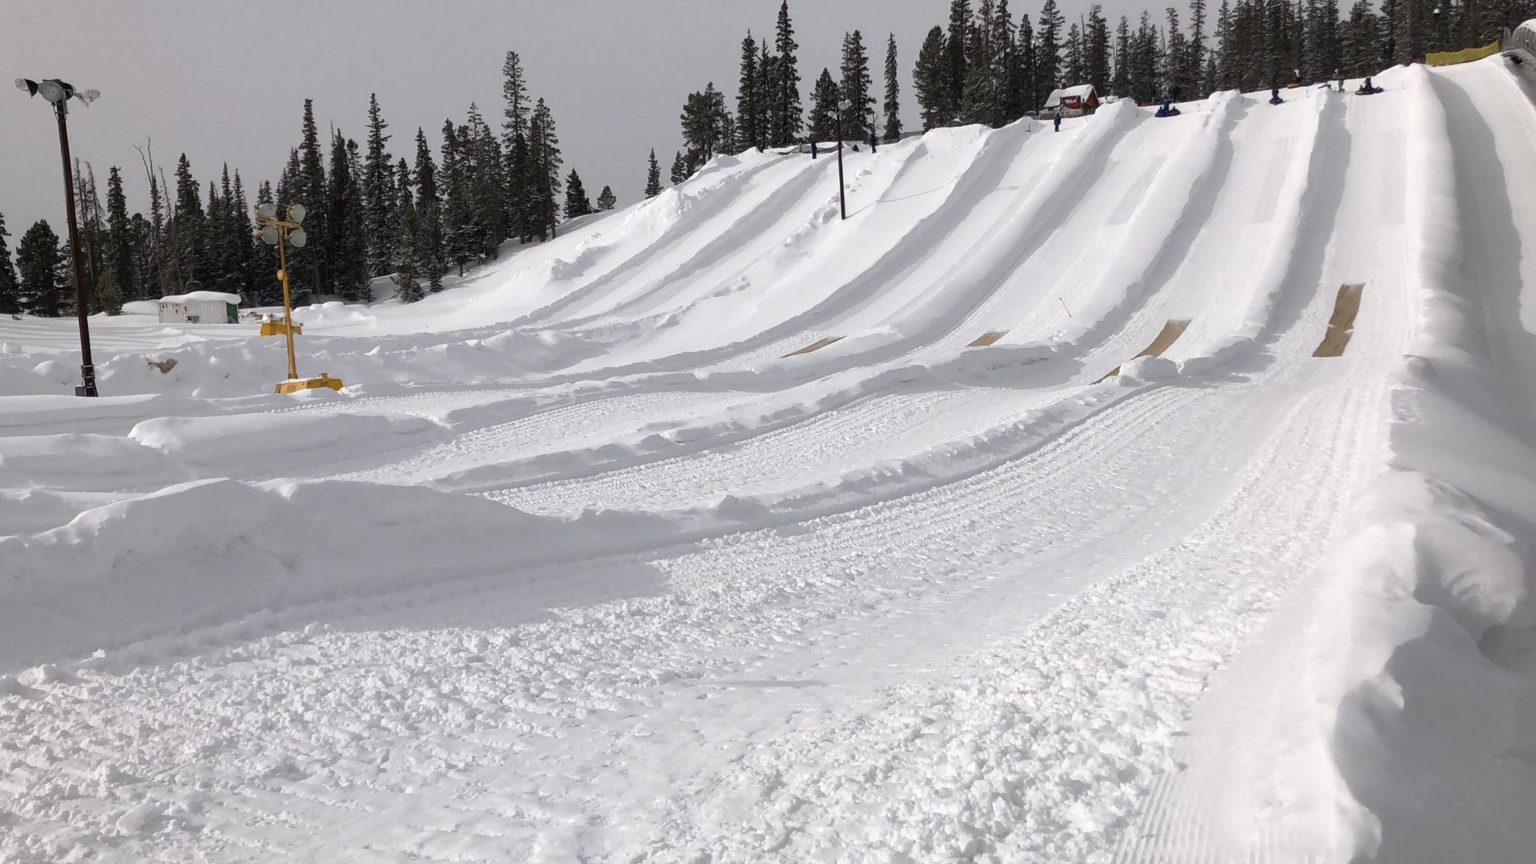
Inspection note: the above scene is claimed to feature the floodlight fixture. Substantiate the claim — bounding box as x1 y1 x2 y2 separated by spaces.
256 202 277 220
287 203 306 224
289 228 307 248
260 224 280 246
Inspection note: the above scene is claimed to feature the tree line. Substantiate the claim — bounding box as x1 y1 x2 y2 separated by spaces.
668 0 1535 179
0 49 622 316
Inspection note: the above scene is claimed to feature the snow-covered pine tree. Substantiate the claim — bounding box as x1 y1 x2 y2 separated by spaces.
840 30 875 141
670 150 689 185
393 163 421 304
596 185 617 211
363 93 396 278
883 34 903 142
914 26 949 130
564 169 592 220
770 0 803 146
808 69 841 141
645 149 663 198
0 211 18 315
413 128 446 292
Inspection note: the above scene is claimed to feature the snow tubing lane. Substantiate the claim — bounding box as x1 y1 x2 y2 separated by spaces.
968 330 1009 347
1312 283 1364 357
1097 319 1193 382
782 336 845 357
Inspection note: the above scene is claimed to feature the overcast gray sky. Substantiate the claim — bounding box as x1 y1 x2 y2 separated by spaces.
2 0 1145 233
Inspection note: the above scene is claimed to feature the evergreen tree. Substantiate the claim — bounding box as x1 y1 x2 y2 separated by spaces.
393 165 422 304
671 150 689 185
295 98 328 301
1114 15 1133 96
1037 0 1066 105
144 169 168 297
597 185 617 211
104 167 136 310
840 30 875 141
914 26 951 130
413 128 446 292
770 0 803 146
962 1 1000 126
755 38 777 149
16 220 63 316
231 172 256 304
945 0 973 122
440 121 476 275
501 51 532 239
809 69 841 141
0 212 18 315
680 82 733 170
991 0 1023 123
1164 8 1189 98
1086 5 1112 96
327 131 370 301
564 169 592 219
645 148 663 197
1343 0 1379 74
363 93 396 278
251 181 281 306
737 32 762 151
467 102 509 256
171 153 205 292
1131 11 1162 102
520 98 562 242
1018 15 1039 113
1065 21 1085 86
1188 0 1209 94
883 33 903 142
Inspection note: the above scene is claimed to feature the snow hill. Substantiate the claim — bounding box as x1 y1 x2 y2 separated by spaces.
2 60 1535 862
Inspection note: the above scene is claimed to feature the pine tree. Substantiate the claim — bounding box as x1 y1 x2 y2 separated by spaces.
770 0 803 146
645 148 663 197
527 98 562 241
413 128 446 292
809 69 841 141
1187 0 1209 94
1164 8 1188 99
16 220 63 316
467 102 509 256
564 169 592 219
251 180 281 306
501 51 532 238
670 150 689 185
1018 15 1039 113
1343 0 1379 74
1115 15 1133 96
104 167 136 310
363 93 396 278
1037 0 1066 105
914 26 950 130
295 99 328 301
883 34 903 142
597 185 617 211
393 165 422 304
755 38 777 149
0 212 19 315
172 153 205 292
680 83 732 170
992 0 1023 123
1065 22 1084 86
962 1 1000 126
737 32 762 151
440 121 475 275
231 172 256 304
945 0 973 122
840 30 876 141
1086 5 1112 96
327 131 369 302
1131 10 1161 102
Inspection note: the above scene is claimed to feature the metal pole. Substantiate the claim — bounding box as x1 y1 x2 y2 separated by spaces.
54 101 97 396
836 104 847 221
277 228 298 381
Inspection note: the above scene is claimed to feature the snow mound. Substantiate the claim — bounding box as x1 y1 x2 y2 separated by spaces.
1118 356 1179 383
0 478 680 672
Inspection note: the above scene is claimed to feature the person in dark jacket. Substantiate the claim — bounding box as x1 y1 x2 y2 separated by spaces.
1053 110 1062 132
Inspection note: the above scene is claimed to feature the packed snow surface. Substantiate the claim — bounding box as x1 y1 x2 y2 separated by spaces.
2 64 1535 862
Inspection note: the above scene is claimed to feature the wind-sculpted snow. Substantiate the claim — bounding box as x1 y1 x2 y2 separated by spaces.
3 67 1536 862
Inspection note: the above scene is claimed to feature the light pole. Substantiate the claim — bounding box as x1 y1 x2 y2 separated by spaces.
16 78 101 397
835 98 850 221
255 203 343 394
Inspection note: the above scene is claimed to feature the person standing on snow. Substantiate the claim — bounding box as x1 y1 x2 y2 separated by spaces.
1053 110 1062 132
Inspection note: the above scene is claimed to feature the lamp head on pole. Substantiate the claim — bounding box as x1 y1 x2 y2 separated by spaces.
16 78 99 110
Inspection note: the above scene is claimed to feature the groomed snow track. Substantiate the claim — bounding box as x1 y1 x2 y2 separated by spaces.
3 63 1536 863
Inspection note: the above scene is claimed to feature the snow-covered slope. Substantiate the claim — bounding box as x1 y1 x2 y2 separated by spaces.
2 64 1534 863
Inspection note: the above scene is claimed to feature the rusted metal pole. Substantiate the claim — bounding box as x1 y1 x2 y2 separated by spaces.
55 101 97 396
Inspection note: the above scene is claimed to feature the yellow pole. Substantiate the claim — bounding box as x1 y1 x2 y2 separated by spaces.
277 227 298 382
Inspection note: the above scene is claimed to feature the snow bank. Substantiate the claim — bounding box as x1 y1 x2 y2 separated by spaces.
1279 65 1536 860
0 478 680 673
128 411 449 477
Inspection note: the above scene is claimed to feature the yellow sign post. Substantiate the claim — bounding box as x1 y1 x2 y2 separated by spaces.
255 202 343 395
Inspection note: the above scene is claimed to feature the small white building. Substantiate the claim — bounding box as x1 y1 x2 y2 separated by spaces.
158 291 241 325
